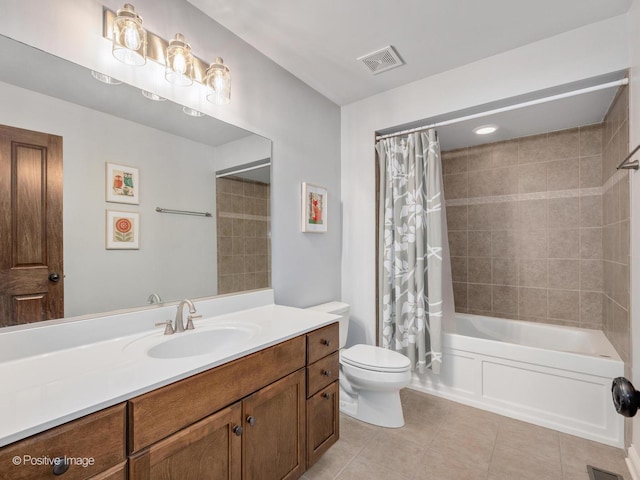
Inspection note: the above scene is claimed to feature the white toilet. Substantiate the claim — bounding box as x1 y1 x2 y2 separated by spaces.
308 301 412 428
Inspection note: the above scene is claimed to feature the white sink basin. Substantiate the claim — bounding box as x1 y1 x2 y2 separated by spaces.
127 323 260 359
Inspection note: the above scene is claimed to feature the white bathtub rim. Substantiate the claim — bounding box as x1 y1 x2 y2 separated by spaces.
443 333 622 379
449 313 621 361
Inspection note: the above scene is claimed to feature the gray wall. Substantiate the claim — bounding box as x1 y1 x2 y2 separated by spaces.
0 0 342 311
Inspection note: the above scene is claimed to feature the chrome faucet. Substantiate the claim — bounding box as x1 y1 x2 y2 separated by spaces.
174 299 201 333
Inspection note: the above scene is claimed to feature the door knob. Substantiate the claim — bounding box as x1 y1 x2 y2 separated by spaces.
612 377 640 417
48 272 61 282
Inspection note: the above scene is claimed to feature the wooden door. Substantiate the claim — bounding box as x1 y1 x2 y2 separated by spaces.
0 124 63 326
129 403 242 480
242 369 305 480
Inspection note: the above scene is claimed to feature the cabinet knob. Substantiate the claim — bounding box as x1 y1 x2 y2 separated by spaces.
52 457 70 475
322 369 332 377
322 393 331 400
233 425 243 436
246 415 256 427
321 339 331 347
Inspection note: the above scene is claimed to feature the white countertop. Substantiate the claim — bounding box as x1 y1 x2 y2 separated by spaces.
0 301 338 447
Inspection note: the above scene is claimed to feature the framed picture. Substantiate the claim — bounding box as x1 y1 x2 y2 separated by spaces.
301 182 327 233
106 210 140 249
106 162 139 204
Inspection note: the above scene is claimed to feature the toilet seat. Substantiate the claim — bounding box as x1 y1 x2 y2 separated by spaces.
340 344 411 373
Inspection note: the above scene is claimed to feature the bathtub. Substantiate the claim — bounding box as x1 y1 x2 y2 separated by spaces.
409 313 624 447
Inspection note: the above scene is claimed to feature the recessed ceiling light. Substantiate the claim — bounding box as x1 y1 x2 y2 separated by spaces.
141 90 166 101
90 70 122 85
182 106 204 117
473 125 498 135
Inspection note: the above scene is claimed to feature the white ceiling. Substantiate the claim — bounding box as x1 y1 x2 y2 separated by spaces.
187 0 632 106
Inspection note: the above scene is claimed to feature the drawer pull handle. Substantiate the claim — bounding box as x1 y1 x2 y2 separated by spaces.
322 393 331 400
246 416 257 427
233 425 243 436
322 369 332 377
52 457 71 475
321 339 331 347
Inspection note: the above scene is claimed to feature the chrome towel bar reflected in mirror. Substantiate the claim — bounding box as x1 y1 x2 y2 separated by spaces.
155 207 212 217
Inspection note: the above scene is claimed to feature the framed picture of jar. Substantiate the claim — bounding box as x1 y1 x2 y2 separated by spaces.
106 162 139 204
301 182 327 233
106 210 140 249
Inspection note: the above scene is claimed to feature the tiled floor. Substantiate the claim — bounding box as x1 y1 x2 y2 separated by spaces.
303 389 631 480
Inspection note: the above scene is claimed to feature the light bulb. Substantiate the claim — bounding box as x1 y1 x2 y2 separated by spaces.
123 21 141 50
172 51 187 75
213 73 226 91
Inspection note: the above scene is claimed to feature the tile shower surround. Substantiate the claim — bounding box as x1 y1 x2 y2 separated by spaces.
216 176 271 294
443 124 606 329
601 85 630 373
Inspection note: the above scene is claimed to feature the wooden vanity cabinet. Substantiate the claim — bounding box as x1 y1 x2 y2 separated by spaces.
0 403 126 480
1 323 339 480
305 324 340 468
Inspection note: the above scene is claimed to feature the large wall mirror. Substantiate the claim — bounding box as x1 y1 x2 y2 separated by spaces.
0 35 271 327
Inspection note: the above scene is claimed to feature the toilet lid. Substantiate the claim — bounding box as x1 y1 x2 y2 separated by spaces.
340 344 411 373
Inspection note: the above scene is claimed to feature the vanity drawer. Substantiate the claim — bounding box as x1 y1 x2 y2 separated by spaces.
128 335 305 453
306 323 339 364
307 351 339 397
0 403 126 480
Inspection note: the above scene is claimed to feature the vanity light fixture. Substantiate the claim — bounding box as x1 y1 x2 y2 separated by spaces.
141 90 166 101
182 106 204 117
165 34 194 87
205 57 231 105
112 4 147 66
105 5 231 105
473 125 498 135
91 70 122 85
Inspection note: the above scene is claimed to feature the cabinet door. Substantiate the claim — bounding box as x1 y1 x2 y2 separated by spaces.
129 403 242 480
306 382 339 468
242 369 305 480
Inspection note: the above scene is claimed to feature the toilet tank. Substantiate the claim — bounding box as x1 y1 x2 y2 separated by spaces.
306 301 350 349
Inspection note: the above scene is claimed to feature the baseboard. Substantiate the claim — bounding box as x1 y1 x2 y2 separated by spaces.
627 444 640 480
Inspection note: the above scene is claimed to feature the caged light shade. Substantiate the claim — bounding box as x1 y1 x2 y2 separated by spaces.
112 4 146 66
165 33 194 87
205 58 230 105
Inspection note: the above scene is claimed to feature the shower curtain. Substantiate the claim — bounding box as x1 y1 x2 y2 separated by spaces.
376 130 452 374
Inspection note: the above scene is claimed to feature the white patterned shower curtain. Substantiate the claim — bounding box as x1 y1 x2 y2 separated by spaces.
376 130 453 374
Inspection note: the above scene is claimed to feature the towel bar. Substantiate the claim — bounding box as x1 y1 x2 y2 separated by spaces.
616 144 640 170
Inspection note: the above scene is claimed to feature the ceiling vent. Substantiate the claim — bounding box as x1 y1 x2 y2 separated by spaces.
357 45 404 75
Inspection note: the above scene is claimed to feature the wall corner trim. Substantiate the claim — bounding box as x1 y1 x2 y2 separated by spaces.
626 444 640 480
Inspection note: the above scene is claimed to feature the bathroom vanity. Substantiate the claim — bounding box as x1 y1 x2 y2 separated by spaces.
0 292 340 480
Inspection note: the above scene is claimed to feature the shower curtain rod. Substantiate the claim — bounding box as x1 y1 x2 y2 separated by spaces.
375 78 629 141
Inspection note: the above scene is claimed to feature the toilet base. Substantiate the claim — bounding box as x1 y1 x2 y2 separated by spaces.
339 384 405 428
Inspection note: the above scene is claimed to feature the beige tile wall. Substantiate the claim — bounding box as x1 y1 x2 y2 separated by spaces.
601 86 630 369
216 176 271 294
443 124 605 328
